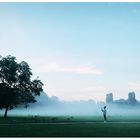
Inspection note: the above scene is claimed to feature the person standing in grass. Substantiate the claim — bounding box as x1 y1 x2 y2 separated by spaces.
101 106 107 122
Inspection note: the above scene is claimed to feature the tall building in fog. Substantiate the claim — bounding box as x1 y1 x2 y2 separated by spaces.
128 92 137 105
106 93 113 104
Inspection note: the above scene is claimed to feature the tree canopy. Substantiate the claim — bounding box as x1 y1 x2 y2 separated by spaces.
0 55 44 118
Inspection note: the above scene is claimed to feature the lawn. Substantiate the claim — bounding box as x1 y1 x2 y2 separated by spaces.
1 123 140 137
0 115 140 137
1 115 140 123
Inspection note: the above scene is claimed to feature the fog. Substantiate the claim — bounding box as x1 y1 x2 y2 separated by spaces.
2 92 140 117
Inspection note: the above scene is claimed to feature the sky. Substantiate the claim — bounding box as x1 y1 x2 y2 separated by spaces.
0 2 140 101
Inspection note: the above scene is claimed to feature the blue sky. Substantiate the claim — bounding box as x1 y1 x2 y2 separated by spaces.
0 2 140 101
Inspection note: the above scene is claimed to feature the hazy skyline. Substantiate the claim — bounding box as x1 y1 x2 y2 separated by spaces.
0 2 140 101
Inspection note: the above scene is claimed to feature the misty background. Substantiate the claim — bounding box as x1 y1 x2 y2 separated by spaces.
3 91 140 117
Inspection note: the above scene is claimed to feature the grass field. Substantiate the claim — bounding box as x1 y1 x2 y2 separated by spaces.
0 115 140 137
1 115 140 123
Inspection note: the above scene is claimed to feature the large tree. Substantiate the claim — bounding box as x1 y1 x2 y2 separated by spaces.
0 55 43 118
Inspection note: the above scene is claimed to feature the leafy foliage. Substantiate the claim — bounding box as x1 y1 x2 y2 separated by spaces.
0 55 43 117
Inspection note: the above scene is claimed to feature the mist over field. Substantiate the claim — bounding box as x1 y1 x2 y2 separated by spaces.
2 92 140 117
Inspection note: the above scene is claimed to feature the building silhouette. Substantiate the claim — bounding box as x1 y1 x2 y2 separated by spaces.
106 93 113 104
106 92 138 106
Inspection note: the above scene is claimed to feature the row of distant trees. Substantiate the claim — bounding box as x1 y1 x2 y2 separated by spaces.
106 92 138 106
0 55 44 118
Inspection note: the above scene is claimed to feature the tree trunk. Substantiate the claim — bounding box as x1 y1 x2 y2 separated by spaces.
4 106 8 118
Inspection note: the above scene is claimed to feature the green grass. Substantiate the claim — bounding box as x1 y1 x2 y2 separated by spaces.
0 115 140 137
0 123 140 137
0 115 102 124
1 115 140 123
